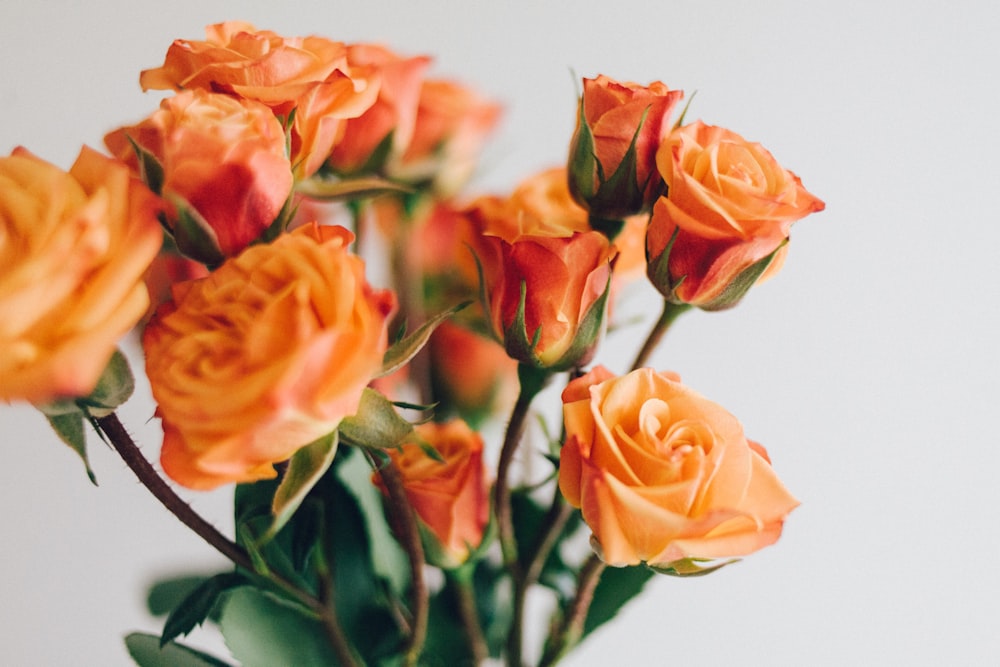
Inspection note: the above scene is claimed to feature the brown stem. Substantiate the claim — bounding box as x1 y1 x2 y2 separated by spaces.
448 568 489 664
373 456 429 666
539 553 607 667
630 300 690 371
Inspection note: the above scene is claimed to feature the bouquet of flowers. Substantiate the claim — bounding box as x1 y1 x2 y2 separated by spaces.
0 22 825 667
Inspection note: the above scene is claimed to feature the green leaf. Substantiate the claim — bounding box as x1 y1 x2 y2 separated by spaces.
169 195 225 266
582 565 655 637
294 175 413 201
378 301 471 378
76 348 135 416
146 573 220 617
511 491 583 603
647 557 740 577
160 572 245 647
337 388 414 450
261 431 339 545
124 632 232 667
43 411 96 485
218 588 342 667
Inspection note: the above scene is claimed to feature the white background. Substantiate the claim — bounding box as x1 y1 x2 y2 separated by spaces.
2 1 999 665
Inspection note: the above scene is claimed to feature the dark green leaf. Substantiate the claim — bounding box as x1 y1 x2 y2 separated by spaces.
160 572 245 647
582 564 655 636
512 491 582 603
146 573 219 617
43 411 95 485
262 431 339 545
124 632 232 667
124 135 165 195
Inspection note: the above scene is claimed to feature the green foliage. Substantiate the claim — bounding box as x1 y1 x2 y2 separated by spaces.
262 431 339 545
582 566 655 637
380 300 471 378
338 388 415 451
160 572 245 647
125 632 231 667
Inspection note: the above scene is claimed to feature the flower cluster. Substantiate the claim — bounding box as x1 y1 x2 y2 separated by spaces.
0 21 824 667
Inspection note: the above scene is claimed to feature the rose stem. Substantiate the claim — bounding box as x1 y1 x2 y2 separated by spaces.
496 364 550 667
370 454 429 666
447 567 489 664
95 413 359 662
538 552 607 667
630 300 691 371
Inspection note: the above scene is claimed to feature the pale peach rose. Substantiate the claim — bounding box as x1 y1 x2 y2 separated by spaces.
105 90 293 261
143 223 396 489
559 366 799 566
647 121 825 308
139 22 379 178
390 78 502 195
375 419 490 563
568 75 683 218
467 169 616 368
327 43 430 174
0 147 161 403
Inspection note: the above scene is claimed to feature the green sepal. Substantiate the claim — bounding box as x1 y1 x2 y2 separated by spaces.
169 195 225 266
159 572 246 647
256 191 296 245
125 632 233 667
695 240 788 312
294 175 413 202
549 271 612 371
43 411 96 485
76 348 135 416
501 280 544 367
645 225 681 298
124 135 165 196
379 300 471 378
568 97 598 202
259 431 339 546
338 388 414 450
647 557 740 577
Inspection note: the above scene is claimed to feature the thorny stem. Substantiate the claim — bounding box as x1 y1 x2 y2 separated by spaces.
372 455 429 666
630 300 691 371
95 413 360 665
539 553 608 667
448 567 489 664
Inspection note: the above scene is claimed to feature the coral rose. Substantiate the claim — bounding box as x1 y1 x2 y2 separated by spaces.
143 223 396 489
375 419 490 565
105 90 293 262
467 169 616 369
569 75 683 219
647 121 825 309
559 366 799 566
0 147 161 403
139 22 379 178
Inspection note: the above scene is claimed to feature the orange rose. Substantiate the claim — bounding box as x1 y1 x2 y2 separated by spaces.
327 43 430 175
646 121 825 309
139 22 379 178
143 223 396 489
105 90 293 262
467 168 616 368
559 366 799 567
568 75 683 219
0 147 161 403
390 78 502 195
375 419 490 564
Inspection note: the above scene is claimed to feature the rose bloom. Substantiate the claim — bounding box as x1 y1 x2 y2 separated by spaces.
568 75 683 218
467 168 616 368
326 43 430 175
105 90 293 261
647 121 825 308
375 419 490 564
0 146 161 403
139 21 379 178
389 78 502 195
559 366 799 566
144 223 396 489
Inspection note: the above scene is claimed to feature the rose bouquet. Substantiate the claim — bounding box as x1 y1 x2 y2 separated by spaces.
0 22 824 667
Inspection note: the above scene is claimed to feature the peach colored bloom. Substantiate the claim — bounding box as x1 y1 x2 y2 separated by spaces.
139 22 379 178
467 169 615 368
327 43 430 175
375 419 490 563
559 366 799 566
0 147 161 403
569 75 683 218
647 121 825 308
105 90 293 261
143 223 396 489
390 78 502 195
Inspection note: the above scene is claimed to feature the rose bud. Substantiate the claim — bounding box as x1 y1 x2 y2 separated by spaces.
0 147 161 403
646 121 825 310
568 75 683 224
105 90 294 264
559 366 799 567
143 223 396 489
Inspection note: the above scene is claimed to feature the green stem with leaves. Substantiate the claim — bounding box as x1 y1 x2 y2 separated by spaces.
630 300 691 371
539 553 608 667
